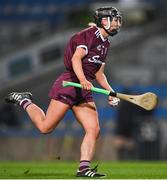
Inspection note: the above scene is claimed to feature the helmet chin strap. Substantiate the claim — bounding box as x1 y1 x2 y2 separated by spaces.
103 17 111 30
104 28 120 36
102 17 119 37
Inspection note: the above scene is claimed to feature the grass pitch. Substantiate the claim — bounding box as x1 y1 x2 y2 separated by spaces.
0 161 167 179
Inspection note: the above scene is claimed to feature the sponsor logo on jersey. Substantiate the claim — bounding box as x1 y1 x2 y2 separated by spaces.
88 55 103 64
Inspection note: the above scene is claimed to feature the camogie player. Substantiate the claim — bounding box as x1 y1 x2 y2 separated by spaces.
6 7 122 178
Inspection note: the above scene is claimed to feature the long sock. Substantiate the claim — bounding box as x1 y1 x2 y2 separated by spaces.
20 98 32 110
79 160 90 171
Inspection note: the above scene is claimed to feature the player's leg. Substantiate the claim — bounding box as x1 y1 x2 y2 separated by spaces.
26 99 70 133
5 92 70 133
72 102 105 178
72 102 100 161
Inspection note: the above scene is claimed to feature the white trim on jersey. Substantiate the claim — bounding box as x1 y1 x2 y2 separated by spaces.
77 45 88 55
95 30 100 39
95 28 106 42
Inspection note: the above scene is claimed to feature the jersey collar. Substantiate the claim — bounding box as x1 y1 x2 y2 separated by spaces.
96 27 107 42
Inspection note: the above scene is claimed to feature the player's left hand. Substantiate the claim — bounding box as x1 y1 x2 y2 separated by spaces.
108 96 120 107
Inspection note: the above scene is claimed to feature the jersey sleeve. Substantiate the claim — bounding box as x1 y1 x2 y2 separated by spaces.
74 30 92 55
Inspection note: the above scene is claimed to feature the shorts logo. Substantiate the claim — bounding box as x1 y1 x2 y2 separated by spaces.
88 55 102 64
60 95 67 100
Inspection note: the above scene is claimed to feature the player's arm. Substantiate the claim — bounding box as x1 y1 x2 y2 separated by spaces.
95 63 114 91
95 63 120 106
71 47 93 90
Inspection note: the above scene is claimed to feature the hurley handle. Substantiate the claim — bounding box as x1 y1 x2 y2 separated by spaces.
62 81 117 97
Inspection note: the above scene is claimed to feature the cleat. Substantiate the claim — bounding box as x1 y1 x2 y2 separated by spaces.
76 166 106 178
5 92 32 106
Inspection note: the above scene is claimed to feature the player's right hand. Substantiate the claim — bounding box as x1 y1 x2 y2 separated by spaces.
80 79 93 90
108 96 120 107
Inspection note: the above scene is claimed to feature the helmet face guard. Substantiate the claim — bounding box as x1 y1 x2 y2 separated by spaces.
94 7 122 36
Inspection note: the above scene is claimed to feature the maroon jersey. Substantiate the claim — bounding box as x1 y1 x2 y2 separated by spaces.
49 27 110 106
64 26 110 80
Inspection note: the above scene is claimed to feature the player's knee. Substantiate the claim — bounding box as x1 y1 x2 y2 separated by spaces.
87 125 100 139
40 126 53 134
95 126 100 139
93 127 100 139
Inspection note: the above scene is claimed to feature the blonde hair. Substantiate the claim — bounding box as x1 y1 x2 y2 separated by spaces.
88 22 97 27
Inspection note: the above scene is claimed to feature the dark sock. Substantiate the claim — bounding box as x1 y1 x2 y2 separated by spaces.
79 160 90 171
20 98 32 110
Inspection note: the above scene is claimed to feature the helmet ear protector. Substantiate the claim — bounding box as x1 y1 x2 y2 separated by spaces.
94 7 122 36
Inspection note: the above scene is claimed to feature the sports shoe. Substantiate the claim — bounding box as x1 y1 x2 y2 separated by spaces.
5 92 32 106
76 165 106 178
